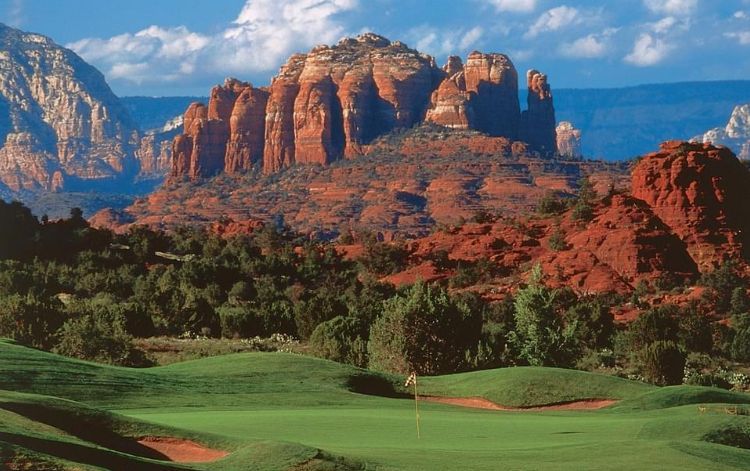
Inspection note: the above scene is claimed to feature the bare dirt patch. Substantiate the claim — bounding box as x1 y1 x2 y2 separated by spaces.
419 396 617 411
137 437 229 463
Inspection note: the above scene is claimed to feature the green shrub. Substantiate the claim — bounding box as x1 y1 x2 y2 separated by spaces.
358 241 409 276
731 327 750 362
294 291 348 340
508 265 579 367
536 192 567 216
638 340 686 386
548 227 567 251
54 309 149 366
310 316 369 367
0 294 64 349
368 282 482 375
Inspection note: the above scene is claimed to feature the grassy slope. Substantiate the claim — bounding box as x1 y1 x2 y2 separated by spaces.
417 367 654 407
1 339 749 470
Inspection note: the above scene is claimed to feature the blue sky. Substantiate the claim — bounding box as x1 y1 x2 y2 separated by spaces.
4 0 750 96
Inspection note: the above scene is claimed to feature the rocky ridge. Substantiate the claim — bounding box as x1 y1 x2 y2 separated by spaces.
169 34 560 181
631 141 750 271
0 23 176 194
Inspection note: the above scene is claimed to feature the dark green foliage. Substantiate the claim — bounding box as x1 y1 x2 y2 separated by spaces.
536 192 568 216
0 200 38 260
571 177 596 223
700 261 745 315
368 282 482 375
310 316 369 367
564 299 614 350
548 227 567 251
508 266 579 367
731 327 750 362
358 241 409 276
449 258 497 288
53 299 149 367
627 305 680 350
0 294 63 349
677 303 714 354
294 291 348 340
638 340 686 386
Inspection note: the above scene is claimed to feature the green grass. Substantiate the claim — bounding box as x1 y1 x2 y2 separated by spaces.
1 338 749 470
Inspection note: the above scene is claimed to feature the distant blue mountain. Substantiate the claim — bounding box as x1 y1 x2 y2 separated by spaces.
554 80 750 160
120 96 205 132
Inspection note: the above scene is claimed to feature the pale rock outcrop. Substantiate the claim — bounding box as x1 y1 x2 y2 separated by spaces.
0 24 138 191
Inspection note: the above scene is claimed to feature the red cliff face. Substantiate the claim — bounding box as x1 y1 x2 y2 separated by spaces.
171 34 559 179
171 79 269 179
425 65 474 130
263 54 306 174
463 52 520 138
225 87 269 174
521 70 557 155
265 34 438 171
631 141 750 271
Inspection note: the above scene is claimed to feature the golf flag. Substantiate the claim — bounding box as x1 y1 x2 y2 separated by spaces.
405 372 417 387
405 372 420 439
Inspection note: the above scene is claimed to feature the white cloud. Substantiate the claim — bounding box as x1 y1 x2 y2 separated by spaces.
650 16 677 33
525 6 581 39
409 25 484 58
67 0 358 86
624 33 674 66
726 31 750 45
643 0 698 16
559 29 617 59
484 0 537 13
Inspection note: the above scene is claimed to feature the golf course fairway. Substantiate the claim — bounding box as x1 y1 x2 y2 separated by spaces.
1 339 749 470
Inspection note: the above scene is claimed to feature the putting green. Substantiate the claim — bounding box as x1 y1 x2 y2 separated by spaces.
1 339 749 470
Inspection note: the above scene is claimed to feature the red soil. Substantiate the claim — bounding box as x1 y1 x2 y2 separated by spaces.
419 396 617 411
137 437 229 463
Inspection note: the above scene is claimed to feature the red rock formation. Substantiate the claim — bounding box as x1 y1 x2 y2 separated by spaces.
208 79 247 121
521 70 557 155
631 141 750 271
225 87 269 174
263 54 306 174
294 76 342 166
170 34 560 179
565 194 698 282
425 70 474 129
463 52 520 138
171 102 228 180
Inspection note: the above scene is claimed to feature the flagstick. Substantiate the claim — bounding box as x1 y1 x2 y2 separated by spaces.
414 376 420 439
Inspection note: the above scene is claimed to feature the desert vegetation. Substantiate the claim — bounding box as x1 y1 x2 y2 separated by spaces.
1 200 749 391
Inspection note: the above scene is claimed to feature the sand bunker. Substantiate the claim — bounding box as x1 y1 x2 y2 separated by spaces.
137 437 229 463
420 396 617 411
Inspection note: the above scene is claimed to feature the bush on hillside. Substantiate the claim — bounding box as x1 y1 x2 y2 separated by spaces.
53 307 149 367
310 316 369 367
0 294 64 349
508 265 579 367
638 340 686 386
368 282 482 375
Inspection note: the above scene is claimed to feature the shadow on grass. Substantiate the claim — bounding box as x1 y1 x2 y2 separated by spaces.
1 401 169 461
0 432 185 470
346 373 409 399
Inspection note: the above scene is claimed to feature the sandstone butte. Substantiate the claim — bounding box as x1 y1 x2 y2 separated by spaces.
169 33 560 181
